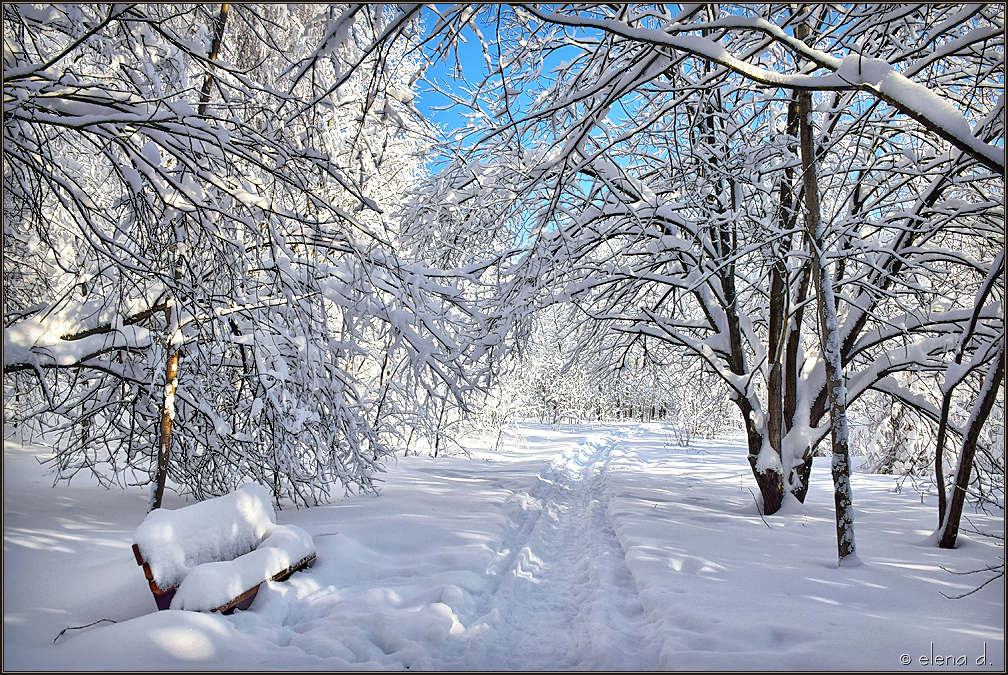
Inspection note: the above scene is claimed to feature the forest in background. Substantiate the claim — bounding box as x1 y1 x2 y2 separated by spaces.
3 4 1003 564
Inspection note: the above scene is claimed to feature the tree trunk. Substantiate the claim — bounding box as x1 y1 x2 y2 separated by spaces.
717 182 783 515
735 389 784 515
151 320 179 512
939 342 1004 549
783 37 816 505
767 95 794 482
767 259 786 458
785 257 814 501
798 88 857 565
150 3 230 512
778 95 817 503
197 4 231 118
770 95 794 471
934 251 1004 527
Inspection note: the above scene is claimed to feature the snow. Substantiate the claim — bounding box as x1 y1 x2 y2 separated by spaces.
171 525 315 612
133 483 279 590
4 423 1004 670
830 53 1004 170
3 309 152 370
526 10 1003 171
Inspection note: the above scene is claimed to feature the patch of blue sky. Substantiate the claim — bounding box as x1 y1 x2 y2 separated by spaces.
412 21 485 137
406 8 652 243
412 7 614 143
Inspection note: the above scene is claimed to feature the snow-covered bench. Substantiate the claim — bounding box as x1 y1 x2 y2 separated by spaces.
131 483 316 614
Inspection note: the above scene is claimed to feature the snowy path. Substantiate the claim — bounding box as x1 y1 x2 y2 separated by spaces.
462 432 656 669
4 423 1004 670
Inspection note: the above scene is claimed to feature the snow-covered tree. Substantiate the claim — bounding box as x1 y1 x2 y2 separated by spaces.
398 4 1003 564
5 4 1002 568
3 4 497 507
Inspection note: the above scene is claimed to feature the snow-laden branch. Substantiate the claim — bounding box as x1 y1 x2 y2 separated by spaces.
523 6 1004 172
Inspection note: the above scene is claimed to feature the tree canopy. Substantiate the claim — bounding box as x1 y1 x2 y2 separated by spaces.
3 3 1003 556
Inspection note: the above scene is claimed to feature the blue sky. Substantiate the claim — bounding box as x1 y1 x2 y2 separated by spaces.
408 7 589 140
412 18 488 136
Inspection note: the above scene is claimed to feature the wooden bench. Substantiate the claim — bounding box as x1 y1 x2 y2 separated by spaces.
131 484 316 614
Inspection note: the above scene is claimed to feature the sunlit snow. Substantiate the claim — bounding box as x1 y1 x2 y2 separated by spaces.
4 424 1003 670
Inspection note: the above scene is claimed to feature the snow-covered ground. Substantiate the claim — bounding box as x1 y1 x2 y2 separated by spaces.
4 423 1004 670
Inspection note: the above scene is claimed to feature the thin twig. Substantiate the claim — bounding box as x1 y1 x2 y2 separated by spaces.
940 563 1005 576
53 618 117 643
962 515 1006 540
939 557 1006 600
748 488 771 528
940 569 1004 600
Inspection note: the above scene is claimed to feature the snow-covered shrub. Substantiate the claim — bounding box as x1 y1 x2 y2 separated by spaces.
853 392 935 476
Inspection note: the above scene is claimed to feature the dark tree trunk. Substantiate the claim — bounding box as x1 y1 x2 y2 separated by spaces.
767 259 786 458
784 258 814 501
197 4 231 118
777 95 817 504
727 279 785 515
934 252 1004 527
939 343 1004 549
151 339 178 512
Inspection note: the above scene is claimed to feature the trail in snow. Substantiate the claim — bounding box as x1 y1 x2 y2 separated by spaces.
4 423 1003 670
458 431 657 669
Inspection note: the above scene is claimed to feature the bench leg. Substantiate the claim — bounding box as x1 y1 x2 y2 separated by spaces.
153 587 177 611
135 544 178 611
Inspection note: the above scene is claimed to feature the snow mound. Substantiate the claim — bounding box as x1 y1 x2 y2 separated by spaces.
133 483 278 590
170 524 315 611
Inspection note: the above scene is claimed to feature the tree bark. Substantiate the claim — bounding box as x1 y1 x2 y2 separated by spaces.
785 256 814 501
934 392 952 523
771 95 798 495
197 4 231 118
767 259 786 457
798 88 857 565
151 310 179 512
151 3 229 512
939 342 1004 549
934 251 1004 527
729 267 784 516
695 74 785 516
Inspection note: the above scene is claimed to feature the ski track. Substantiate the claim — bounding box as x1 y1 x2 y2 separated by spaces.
454 430 658 670
5 426 1004 670
214 429 660 669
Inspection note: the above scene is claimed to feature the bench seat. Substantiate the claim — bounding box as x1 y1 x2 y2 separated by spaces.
132 484 316 613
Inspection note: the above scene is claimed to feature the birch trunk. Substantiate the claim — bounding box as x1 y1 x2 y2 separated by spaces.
150 300 179 512
797 88 858 565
